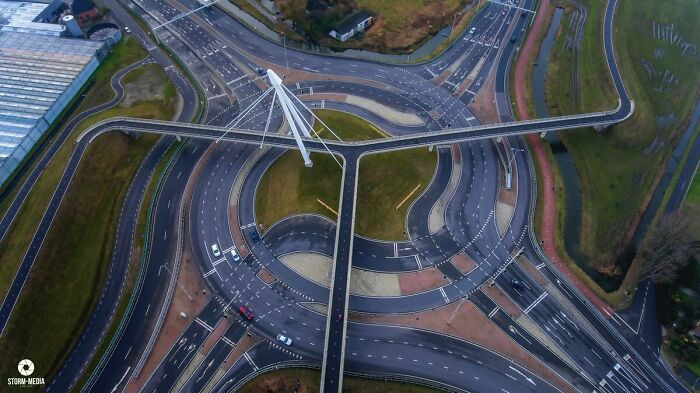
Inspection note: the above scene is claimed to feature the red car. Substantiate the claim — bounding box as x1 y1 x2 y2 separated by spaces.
239 305 254 320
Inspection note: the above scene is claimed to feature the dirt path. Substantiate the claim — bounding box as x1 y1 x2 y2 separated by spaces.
512 0 611 314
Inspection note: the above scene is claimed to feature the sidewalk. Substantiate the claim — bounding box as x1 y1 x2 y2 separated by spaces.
512 0 611 315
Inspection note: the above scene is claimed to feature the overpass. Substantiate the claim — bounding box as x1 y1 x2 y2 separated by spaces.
78 96 632 156
76 0 633 386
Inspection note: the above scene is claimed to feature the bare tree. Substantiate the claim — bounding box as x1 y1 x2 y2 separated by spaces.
638 210 700 283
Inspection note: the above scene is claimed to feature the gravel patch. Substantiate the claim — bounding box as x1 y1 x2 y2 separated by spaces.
280 253 331 287
350 269 400 297
496 201 514 237
346 95 424 126
280 253 401 296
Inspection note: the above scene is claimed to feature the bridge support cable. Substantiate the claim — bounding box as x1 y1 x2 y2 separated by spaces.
260 90 278 148
277 85 343 168
152 0 224 30
266 69 345 167
218 87 274 142
488 0 536 13
281 84 343 142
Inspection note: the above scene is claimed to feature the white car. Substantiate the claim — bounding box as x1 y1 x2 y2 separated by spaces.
469 27 476 35
276 334 292 346
124 26 131 33
211 243 221 257
231 248 241 262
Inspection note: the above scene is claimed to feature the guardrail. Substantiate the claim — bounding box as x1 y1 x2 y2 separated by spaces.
523 135 677 392
130 140 188 378
225 361 466 393
76 97 632 151
227 361 318 392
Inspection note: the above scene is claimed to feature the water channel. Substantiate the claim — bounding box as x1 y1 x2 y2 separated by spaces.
532 6 700 291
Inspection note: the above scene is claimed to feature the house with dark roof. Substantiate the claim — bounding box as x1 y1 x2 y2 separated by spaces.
329 10 373 42
71 0 97 25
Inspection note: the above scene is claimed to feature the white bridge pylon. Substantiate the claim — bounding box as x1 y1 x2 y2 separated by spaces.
267 70 314 167
217 69 342 168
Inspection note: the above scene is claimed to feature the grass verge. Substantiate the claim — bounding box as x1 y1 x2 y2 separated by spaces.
237 367 441 393
535 0 699 290
0 60 178 384
71 139 182 392
0 37 147 219
226 0 302 41
255 109 436 240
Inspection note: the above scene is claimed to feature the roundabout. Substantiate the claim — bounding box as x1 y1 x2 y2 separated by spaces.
6 0 683 391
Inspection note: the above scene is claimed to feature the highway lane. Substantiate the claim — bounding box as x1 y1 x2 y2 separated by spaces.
139 298 224 392
0 0 536 392
176 321 246 393
35 0 656 388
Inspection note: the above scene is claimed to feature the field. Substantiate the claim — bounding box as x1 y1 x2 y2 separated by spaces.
275 0 475 53
255 109 436 240
0 38 148 310
0 44 178 382
237 367 441 393
544 0 700 282
684 173 700 239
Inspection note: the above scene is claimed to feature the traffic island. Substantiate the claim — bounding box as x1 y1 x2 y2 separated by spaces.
254 109 437 241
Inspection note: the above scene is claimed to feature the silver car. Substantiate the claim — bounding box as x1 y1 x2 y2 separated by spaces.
276 334 292 346
211 243 221 257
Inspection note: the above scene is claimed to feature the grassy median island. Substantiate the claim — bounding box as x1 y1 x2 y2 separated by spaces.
255 109 436 240
0 51 178 381
237 367 441 393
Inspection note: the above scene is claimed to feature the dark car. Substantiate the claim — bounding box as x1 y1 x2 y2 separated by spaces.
239 305 254 320
511 279 525 292
257 68 267 76
251 230 261 243
510 34 518 43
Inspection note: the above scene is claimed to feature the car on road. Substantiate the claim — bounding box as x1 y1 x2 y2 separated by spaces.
239 305 254 320
469 27 476 35
211 243 221 257
251 230 260 243
231 248 241 262
510 34 518 43
276 334 292 346
511 279 525 292
124 26 131 33
257 68 267 76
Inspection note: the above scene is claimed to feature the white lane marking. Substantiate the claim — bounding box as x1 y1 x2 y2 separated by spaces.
110 366 131 393
439 287 449 303
195 318 214 332
488 306 499 318
203 269 217 278
243 352 259 371
524 292 548 314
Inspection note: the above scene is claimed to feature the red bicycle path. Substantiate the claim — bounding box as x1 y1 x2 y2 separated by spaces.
512 0 613 315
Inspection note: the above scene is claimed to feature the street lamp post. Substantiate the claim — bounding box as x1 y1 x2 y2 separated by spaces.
507 147 525 169
448 11 462 43
447 296 468 325
160 264 193 301
282 34 289 76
